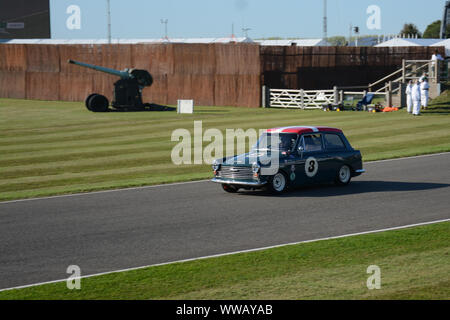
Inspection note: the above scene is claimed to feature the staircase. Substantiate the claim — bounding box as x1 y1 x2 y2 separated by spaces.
367 59 446 107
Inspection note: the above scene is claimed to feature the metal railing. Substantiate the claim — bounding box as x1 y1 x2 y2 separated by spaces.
368 67 409 91
368 59 440 93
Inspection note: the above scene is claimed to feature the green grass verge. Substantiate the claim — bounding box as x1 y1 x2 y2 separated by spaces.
1 221 448 300
0 96 449 201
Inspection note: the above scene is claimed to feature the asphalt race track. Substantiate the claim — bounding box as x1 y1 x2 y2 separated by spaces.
1 153 449 290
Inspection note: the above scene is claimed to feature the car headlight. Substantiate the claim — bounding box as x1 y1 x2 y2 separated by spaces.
252 162 261 174
212 160 221 171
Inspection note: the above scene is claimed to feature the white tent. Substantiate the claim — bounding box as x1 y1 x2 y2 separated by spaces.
167 37 254 44
430 39 450 57
375 38 441 47
255 38 330 46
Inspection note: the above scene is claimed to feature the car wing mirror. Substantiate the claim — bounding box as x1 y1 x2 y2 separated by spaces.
298 145 304 156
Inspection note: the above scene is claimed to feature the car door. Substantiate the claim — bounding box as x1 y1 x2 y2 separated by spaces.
322 133 348 182
292 133 328 185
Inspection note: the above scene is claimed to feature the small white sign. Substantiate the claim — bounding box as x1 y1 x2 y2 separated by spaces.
177 99 194 114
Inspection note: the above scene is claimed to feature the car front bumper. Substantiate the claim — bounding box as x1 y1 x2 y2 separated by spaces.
211 177 268 187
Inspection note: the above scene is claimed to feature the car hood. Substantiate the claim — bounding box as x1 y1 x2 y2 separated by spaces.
221 151 286 166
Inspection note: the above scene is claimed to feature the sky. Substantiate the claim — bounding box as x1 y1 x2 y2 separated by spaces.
50 0 446 39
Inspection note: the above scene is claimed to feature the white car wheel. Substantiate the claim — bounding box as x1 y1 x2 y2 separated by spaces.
270 172 287 193
337 165 351 185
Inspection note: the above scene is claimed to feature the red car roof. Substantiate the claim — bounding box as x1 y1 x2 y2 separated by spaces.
266 126 342 134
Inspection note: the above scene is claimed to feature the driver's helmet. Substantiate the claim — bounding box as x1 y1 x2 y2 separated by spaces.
279 135 295 149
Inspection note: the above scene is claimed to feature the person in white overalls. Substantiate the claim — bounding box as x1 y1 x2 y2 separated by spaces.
411 80 421 116
405 80 413 113
431 51 444 79
420 77 430 110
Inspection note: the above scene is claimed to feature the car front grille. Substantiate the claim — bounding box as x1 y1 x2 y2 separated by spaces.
218 166 253 180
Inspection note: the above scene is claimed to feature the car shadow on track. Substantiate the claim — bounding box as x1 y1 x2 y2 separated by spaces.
236 180 450 198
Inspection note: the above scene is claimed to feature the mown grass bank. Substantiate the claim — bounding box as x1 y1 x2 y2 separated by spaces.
0 97 449 201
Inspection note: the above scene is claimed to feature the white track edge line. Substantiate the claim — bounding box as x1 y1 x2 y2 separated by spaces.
0 179 209 204
0 218 449 293
1 151 449 204
367 152 450 164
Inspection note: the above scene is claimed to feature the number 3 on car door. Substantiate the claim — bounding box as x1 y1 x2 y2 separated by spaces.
305 156 318 178
299 134 327 182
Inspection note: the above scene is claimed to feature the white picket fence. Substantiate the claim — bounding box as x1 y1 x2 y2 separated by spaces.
267 88 337 109
264 86 389 109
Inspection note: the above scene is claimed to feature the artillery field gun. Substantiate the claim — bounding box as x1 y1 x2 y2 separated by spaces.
68 59 153 112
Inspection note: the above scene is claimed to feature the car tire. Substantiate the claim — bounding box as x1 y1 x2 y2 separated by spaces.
268 171 288 193
222 184 239 193
336 165 351 185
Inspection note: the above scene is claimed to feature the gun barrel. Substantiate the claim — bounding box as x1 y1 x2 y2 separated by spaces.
68 59 130 79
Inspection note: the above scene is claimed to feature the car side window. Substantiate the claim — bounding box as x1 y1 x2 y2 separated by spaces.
303 134 323 152
324 133 346 150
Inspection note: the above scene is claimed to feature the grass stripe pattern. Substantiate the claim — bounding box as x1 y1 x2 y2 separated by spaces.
0 97 449 201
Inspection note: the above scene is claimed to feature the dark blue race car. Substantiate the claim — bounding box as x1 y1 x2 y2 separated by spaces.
212 126 365 193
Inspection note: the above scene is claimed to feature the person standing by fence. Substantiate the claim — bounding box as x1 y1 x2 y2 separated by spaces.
411 80 421 116
420 77 430 110
405 80 413 113
431 50 444 79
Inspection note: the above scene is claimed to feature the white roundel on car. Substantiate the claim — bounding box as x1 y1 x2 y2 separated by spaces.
305 157 318 177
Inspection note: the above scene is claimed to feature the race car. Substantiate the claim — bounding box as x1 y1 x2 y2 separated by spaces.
211 126 365 193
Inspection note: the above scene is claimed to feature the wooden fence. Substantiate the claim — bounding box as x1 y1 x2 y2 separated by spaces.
261 46 445 91
0 43 261 108
0 43 445 107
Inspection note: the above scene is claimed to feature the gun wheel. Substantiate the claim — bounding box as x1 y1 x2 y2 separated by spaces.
86 94 109 112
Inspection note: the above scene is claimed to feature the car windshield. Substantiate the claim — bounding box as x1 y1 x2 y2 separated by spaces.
252 133 298 152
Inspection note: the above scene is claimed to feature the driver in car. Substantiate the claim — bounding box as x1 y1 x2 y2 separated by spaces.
279 136 297 155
